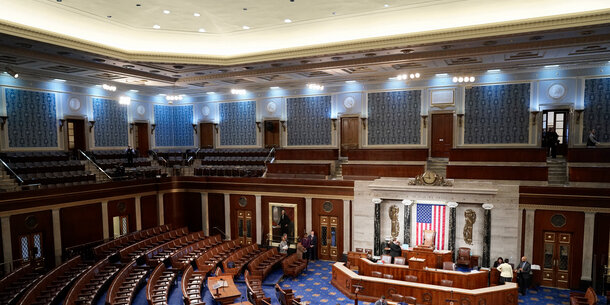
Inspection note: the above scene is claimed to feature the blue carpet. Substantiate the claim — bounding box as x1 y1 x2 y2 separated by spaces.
263 267 284 286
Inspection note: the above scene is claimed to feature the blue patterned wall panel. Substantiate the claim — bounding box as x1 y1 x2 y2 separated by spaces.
154 105 194 147
219 101 256 146
5 88 58 147
287 96 331 146
583 78 610 142
92 98 128 147
464 84 530 144
367 90 421 145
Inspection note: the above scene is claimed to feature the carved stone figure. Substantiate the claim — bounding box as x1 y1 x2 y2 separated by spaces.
389 205 400 238
463 209 477 245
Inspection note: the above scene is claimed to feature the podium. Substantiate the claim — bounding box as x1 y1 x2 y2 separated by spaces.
403 248 452 269
409 257 426 270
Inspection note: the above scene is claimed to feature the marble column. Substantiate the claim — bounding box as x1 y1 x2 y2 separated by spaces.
343 199 351 253
373 199 381 256
224 193 231 239
157 193 165 225
256 195 262 245
403 200 412 246
305 198 312 233
101 201 109 240
581 212 596 281
448 203 457 260
524 209 535 261
52 209 62 265
482 204 493 268
135 196 142 231
1 216 13 273
201 192 209 235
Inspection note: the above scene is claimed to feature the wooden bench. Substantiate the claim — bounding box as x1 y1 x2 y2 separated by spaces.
105 261 148 305
93 225 172 258
194 240 241 274
119 227 188 262
275 283 301 305
144 231 206 266
245 270 271 305
281 253 307 278
146 263 176 305
0 263 44 305
170 235 222 270
247 248 286 279
64 258 121 305
181 265 206 305
222 244 264 277
569 287 598 305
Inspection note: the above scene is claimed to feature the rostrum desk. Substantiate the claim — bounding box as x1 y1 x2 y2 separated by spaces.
402 248 453 269
332 262 519 305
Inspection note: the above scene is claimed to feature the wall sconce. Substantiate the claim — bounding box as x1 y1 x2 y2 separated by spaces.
361 117 367 129
129 123 134 134
331 118 337 130
457 114 464 127
421 115 428 128
0 116 7 130
59 119 66 132
574 109 584 124
530 111 540 126
280 120 286 132
256 122 261 132
151 124 156 135
88 120 95 132
214 123 219 133
192 124 198 134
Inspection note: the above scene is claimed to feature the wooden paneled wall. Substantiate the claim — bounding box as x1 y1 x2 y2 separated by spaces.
593 213 610 291
312 198 344 257
533 210 584 289
140 195 158 230
261 196 306 245
447 165 548 181
342 164 425 178
275 149 338 160
569 167 610 183
207 193 226 237
344 149 428 161
567 148 610 163
449 148 547 162
10 210 54 268
266 163 330 176
229 194 256 242
107 198 136 237
60 203 103 250
163 192 202 232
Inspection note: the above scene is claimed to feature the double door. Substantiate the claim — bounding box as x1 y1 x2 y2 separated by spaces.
319 216 338 260
237 210 253 245
541 231 571 288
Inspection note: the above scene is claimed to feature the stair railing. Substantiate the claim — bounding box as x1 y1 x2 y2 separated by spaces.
0 158 23 185
78 149 112 180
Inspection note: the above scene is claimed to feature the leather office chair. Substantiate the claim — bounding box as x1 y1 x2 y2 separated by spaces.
365 249 373 255
383 274 394 279
443 261 454 270
404 296 417 305
355 248 363 252
440 279 454 287
391 294 405 302
456 247 471 267
418 230 436 249
404 275 418 282
394 257 406 265
380 255 392 264
371 271 382 278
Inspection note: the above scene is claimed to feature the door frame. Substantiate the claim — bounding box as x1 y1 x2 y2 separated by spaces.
540 106 572 154
339 114 361 156
263 119 281 148
428 111 455 158
63 115 88 152
133 121 149 157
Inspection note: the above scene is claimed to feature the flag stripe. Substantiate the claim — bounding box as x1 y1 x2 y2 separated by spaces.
415 204 446 250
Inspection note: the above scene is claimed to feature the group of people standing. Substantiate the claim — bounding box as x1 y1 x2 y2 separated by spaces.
494 256 532 296
279 230 318 261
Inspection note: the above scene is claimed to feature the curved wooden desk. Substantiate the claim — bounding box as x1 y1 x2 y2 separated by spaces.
208 275 241 305
332 262 518 305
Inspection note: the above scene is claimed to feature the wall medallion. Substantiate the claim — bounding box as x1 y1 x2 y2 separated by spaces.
25 215 39 230
343 96 355 109
323 201 333 213
464 209 477 245
202 105 210 116
266 101 277 113
136 105 146 116
118 202 126 213
548 83 566 100
68 97 81 111
550 214 566 228
238 196 248 207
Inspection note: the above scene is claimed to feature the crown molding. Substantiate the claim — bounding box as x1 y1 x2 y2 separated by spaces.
1 9 610 66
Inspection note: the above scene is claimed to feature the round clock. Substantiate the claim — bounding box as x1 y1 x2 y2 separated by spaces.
343 96 355 109
202 105 210 116
266 101 277 113
422 171 437 184
548 83 566 100
68 97 81 111
136 105 146 116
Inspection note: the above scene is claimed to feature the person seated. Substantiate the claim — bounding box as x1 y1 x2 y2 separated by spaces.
388 238 402 262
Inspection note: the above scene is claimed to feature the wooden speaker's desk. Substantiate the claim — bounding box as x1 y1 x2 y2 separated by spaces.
208 275 241 305
356 258 488 289
332 262 518 305
347 251 368 270
402 248 452 269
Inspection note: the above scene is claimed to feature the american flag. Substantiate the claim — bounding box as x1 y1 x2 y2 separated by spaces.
415 204 446 250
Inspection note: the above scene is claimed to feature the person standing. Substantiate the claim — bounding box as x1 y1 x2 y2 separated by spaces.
587 129 600 147
125 145 136 167
279 234 288 254
389 238 402 263
517 256 532 295
308 230 317 261
546 128 559 158
374 295 388 305
497 258 513 285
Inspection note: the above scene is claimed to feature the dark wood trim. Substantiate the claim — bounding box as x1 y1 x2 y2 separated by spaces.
344 149 428 161
569 167 610 182
447 165 548 181
567 148 610 163
342 164 425 177
450 148 547 162
275 149 338 160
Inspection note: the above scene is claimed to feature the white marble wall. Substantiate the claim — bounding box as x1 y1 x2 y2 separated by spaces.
380 200 404 244
352 178 520 267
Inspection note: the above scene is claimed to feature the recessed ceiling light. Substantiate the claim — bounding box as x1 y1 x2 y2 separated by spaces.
206 92 215 95
384 4 389 7
487 69 501 73
270 86 280 89
54 79 66 82
544 64 559 68
435 73 448 77
163 10 170 14
130 89 139 92
153 24 160 29
198 28 206 33
242 25 250 30
284 19 292 23
345 80 356 83
194 13 200 17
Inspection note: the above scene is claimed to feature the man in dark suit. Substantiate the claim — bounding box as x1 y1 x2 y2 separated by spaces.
388 238 402 262
516 256 531 295
308 230 317 261
278 209 291 240
125 145 136 167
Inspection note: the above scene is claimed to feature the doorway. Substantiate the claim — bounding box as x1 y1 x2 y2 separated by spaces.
112 216 129 239
264 120 280 148
66 119 87 153
541 231 571 288
319 215 339 261
340 117 359 156
134 123 149 157
431 113 453 158
236 210 253 245
542 110 569 156
199 123 214 148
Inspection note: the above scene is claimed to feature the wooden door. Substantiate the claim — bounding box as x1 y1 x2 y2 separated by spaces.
67 119 86 153
264 120 280 148
541 231 571 288
199 123 214 148
135 123 149 157
431 114 453 158
340 117 359 156
542 110 569 156
236 210 253 245
319 216 339 261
